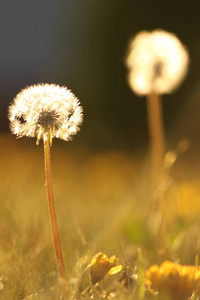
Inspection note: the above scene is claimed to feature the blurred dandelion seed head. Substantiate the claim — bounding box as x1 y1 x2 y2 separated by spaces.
8 83 83 145
126 30 189 95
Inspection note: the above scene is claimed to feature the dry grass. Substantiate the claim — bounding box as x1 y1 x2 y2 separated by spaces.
0 133 200 299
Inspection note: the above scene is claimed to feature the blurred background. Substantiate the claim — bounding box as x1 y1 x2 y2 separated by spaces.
1 0 200 153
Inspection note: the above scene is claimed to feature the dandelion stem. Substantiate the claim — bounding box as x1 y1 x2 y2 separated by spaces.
146 91 166 185
44 135 68 291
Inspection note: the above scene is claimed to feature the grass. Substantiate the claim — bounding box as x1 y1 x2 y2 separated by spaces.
1 132 200 299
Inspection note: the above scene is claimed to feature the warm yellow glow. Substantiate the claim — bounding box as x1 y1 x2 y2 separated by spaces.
126 30 189 95
146 260 200 299
159 182 200 222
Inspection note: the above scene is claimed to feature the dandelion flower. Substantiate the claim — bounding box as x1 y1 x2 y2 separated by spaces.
126 30 189 95
8 83 83 145
79 252 122 293
126 30 189 185
146 260 200 300
8 83 83 296
90 252 122 285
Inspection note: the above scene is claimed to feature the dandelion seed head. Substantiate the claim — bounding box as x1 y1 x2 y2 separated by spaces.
126 30 189 95
8 83 83 145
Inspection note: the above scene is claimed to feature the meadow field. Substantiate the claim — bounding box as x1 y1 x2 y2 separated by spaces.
1 130 200 299
1 0 200 299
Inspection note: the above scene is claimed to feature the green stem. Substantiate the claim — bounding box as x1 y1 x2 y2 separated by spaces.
44 136 68 291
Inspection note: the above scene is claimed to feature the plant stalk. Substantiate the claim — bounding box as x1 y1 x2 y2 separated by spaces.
146 91 166 185
44 136 68 292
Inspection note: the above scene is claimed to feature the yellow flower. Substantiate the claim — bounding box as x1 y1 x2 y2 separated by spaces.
8 83 83 145
146 260 200 299
90 252 122 285
79 252 122 294
126 30 189 95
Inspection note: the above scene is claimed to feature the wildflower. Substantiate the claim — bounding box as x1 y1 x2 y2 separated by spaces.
8 83 83 145
8 83 83 296
90 252 122 285
126 30 189 184
126 30 189 95
79 252 122 293
146 260 200 299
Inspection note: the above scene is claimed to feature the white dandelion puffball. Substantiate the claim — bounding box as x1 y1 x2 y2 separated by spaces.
8 83 83 145
126 30 189 95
